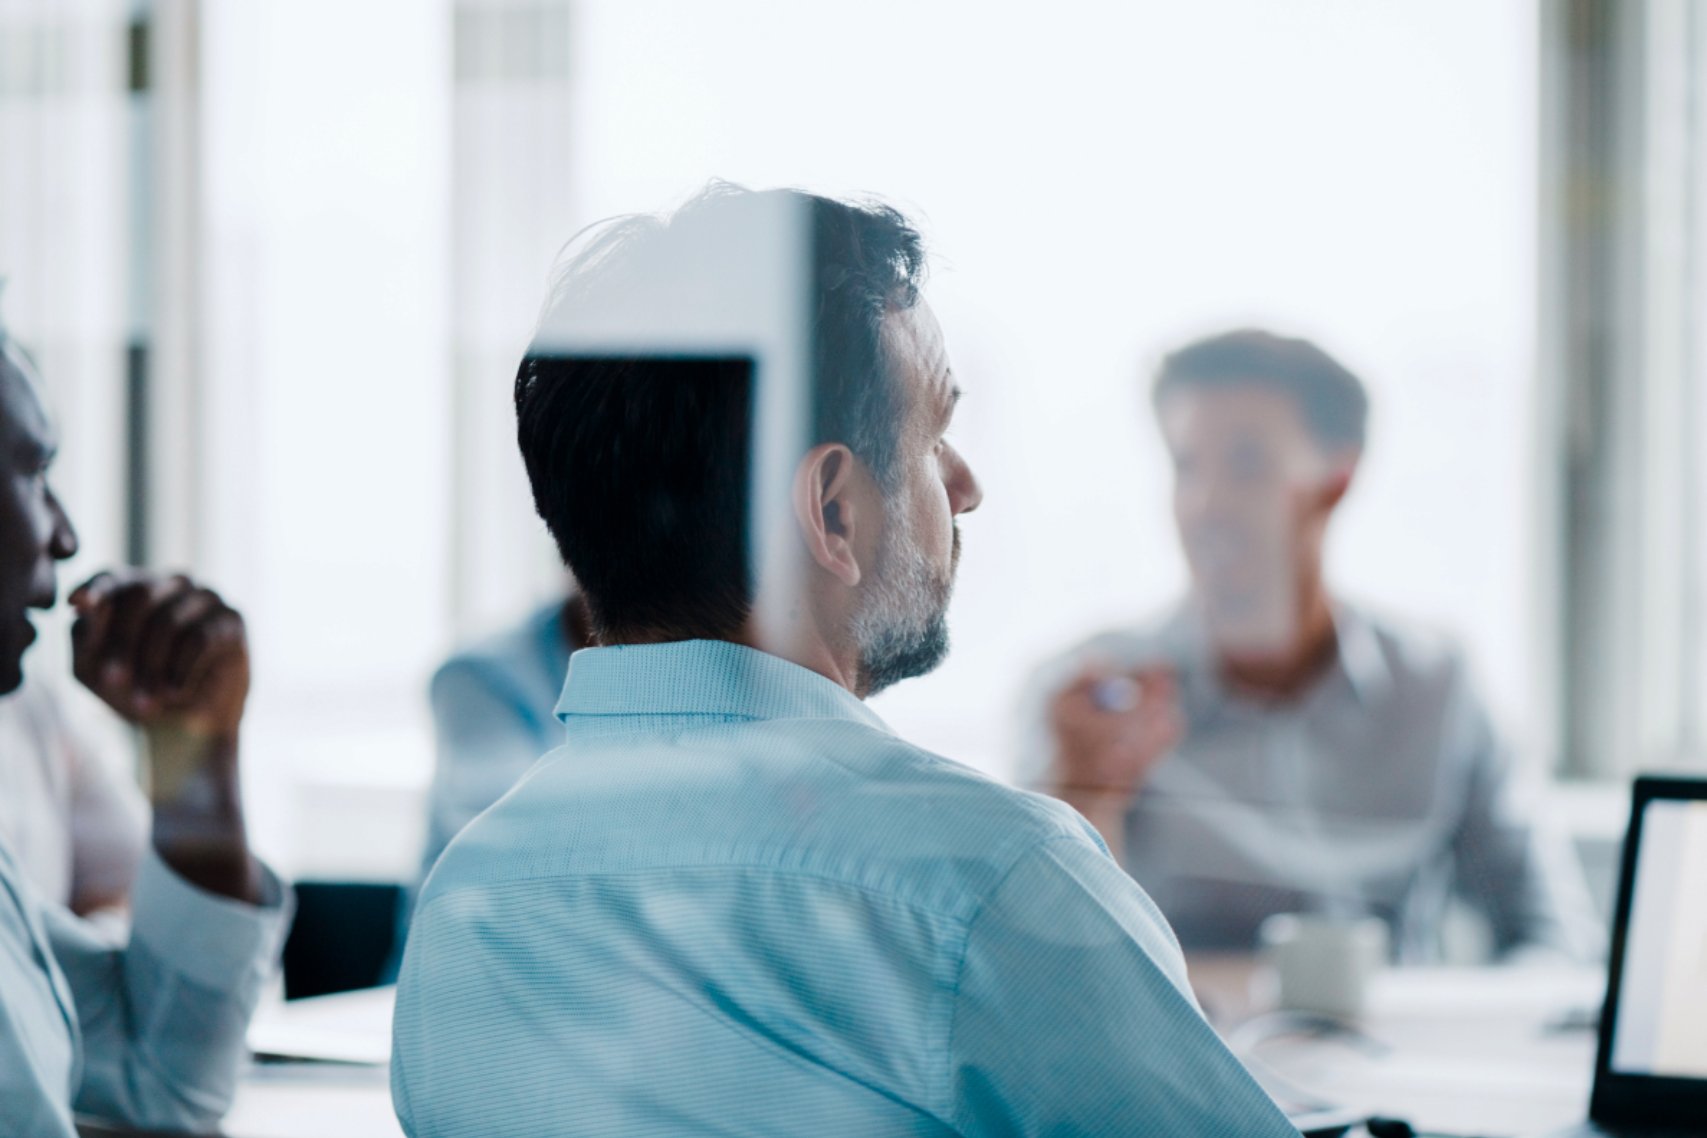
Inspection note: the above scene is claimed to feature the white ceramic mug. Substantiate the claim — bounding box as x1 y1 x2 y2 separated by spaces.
1257 912 1390 1020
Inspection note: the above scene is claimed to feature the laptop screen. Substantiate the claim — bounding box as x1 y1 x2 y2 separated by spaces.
1608 797 1707 1079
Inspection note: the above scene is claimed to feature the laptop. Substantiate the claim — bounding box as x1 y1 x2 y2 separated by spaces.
1544 775 1707 1136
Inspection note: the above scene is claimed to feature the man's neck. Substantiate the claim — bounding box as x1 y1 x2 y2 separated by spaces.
736 618 867 698
562 593 592 650
1216 586 1338 703
608 611 867 699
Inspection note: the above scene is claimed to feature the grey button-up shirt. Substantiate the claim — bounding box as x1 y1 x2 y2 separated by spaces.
1017 602 1602 962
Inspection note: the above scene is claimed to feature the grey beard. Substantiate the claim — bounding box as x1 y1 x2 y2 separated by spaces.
851 522 956 697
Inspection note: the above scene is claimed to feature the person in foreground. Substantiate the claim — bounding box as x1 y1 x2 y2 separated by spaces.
0 324 289 1136
1018 330 1599 961
392 185 1299 1136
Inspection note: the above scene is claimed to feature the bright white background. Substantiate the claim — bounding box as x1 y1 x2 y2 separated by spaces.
555 1 1539 770
7 0 1542 876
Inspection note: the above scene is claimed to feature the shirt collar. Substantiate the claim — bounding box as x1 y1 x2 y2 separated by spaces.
1331 603 1393 704
554 639 895 736
1168 598 1393 708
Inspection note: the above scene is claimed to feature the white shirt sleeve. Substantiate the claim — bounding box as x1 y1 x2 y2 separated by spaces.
55 849 291 1132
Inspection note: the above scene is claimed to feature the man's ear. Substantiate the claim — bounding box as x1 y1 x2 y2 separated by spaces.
1319 448 1361 511
793 443 865 589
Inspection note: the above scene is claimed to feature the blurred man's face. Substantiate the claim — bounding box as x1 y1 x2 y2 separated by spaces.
1158 383 1341 655
851 301 982 694
0 349 79 694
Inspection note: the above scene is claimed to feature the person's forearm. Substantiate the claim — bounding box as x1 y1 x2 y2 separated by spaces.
145 726 262 904
1052 785 1131 864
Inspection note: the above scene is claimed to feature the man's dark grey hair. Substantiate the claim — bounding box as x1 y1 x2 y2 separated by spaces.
1153 328 1370 451
514 183 929 642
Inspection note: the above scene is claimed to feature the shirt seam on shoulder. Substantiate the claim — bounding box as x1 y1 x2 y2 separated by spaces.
803 722 1082 840
940 833 1090 1128
413 860 984 927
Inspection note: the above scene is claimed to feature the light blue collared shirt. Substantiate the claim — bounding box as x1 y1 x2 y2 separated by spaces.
394 640 1295 1137
0 841 289 1137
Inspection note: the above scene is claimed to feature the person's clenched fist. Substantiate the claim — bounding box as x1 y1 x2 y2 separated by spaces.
70 570 249 740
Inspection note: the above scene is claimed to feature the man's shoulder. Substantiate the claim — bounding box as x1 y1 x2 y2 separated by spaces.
832 723 1104 844
803 724 1114 913
1341 602 1474 696
424 717 1105 925
440 601 561 671
431 602 564 705
758 716 1111 875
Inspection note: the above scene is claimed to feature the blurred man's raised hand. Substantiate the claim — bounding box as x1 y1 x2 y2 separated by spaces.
1048 661 1183 800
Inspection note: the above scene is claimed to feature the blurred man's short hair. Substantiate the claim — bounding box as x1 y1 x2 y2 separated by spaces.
1152 329 1369 451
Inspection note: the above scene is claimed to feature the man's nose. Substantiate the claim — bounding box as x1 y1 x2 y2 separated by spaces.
47 491 78 561
1179 473 1250 517
949 452 983 517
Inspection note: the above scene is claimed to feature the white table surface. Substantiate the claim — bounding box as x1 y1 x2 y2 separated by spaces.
1189 956 1602 1137
218 962 1605 1138
227 985 402 1138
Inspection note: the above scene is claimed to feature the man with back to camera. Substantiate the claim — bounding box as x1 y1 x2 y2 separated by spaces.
1018 330 1600 962
0 316 289 1136
391 186 1300 1136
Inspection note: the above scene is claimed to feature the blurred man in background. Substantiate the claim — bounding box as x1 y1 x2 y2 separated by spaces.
418 586 588 876
392 186 1298 1137
1019 329 1599 962
0 322 288 1136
